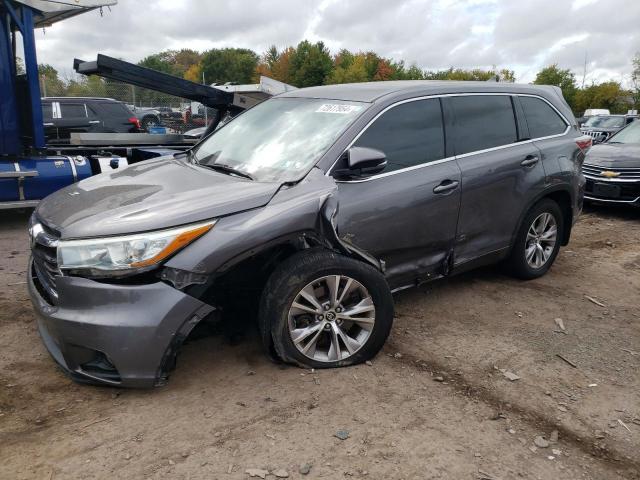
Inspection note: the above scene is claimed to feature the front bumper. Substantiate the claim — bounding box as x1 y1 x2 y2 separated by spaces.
584 177 640 207
28 259 214 388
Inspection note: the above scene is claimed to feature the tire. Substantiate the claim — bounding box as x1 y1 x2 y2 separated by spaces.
507 198 564 280
141 115 159 130
259 249 394 369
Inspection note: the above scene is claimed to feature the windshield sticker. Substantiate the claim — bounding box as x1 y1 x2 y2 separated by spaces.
316 104 362 114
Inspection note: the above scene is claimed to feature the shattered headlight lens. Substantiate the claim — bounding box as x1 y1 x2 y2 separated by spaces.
57 221 215 275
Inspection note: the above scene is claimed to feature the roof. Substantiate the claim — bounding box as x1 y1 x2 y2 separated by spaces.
279 80 562 103
13 0 117 28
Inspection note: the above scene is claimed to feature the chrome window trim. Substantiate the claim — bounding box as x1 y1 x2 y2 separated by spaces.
328 92 571 183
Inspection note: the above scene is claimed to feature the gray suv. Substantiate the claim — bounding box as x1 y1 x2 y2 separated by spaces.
28 81 588 387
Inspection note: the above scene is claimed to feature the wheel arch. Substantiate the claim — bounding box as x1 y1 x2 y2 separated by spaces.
511 186 574 250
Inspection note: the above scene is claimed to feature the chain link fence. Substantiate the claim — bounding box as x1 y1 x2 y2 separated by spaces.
40 75 215 133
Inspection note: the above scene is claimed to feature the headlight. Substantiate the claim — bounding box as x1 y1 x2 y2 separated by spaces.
57 220 215 276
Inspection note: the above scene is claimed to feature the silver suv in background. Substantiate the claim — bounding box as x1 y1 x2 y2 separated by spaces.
580 114 638 143
28 81 588 387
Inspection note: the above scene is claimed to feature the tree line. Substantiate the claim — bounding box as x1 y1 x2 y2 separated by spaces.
37 40 640 115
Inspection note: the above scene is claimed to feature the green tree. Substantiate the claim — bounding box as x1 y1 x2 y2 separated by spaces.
326 53 368 84
533 64 577 110
201 48 259 84
138 54 177 76
574 82 632 114
289 40 333 87
38 64 65 96
16 57 25 75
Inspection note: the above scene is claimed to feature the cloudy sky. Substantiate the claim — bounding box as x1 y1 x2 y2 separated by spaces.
34 0 639 86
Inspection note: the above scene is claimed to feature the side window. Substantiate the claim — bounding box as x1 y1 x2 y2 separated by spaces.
59 103 87 118
520 96 567 138
353 98 445 173
451 95 517 154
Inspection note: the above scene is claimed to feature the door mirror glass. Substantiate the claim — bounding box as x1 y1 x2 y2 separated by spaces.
334 146 387 178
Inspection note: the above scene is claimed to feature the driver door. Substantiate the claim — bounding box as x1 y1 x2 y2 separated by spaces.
333 98 461 289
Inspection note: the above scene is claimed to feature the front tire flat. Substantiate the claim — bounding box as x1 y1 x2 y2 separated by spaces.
259 250 394 369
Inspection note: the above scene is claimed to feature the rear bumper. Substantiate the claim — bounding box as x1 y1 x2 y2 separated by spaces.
28 259 214 388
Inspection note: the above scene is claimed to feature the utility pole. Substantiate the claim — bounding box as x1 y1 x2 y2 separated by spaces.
581 51 588 89
203 71 208 126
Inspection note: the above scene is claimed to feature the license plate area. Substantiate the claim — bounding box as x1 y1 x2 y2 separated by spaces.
593 182 621 198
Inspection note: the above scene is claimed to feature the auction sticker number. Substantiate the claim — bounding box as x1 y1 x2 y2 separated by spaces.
316 104 361 114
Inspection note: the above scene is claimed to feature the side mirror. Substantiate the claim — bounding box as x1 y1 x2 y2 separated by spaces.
334 146 387 178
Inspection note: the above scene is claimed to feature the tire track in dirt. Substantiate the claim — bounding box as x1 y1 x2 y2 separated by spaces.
385 340 640 477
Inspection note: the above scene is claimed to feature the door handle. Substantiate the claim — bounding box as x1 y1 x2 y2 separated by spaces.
88 120 101 124
521 155 539 167
433 180 459 194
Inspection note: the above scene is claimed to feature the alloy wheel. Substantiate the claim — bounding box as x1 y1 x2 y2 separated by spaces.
525 212 557 269
287 275 375 362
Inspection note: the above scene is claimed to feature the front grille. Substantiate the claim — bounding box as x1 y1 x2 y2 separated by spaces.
31 221 61 303
583 164 640 180
582 130 610 142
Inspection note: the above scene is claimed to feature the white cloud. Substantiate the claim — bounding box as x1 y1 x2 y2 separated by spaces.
32 0 639 86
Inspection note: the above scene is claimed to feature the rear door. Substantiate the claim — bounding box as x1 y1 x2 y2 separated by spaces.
96 101 136 133
56 102 91 139
448 94 546 266
334 98 461 287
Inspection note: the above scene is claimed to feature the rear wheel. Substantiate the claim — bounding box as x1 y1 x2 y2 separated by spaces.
508 199 564 279
259 250 394 368
141 115 160 130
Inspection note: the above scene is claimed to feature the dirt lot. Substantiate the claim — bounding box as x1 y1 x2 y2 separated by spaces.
0 206 638 480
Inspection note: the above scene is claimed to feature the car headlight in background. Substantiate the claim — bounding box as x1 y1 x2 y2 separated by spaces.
57 220 215 276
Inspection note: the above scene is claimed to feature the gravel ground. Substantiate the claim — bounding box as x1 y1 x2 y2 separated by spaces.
0 205 638 480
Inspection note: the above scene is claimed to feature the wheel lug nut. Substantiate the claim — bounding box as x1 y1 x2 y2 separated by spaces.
323 304 330 310
324 324 331 330
317 315 324 320
336 307 342 313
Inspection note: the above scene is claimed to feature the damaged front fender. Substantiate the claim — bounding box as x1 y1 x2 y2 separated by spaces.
165 168 385 280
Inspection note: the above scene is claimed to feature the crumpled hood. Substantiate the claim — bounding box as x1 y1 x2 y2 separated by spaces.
584 143 640 169
36 156 281 239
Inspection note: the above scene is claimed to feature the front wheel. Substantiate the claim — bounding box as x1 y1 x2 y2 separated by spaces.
507 199 564 280
259 250 394 368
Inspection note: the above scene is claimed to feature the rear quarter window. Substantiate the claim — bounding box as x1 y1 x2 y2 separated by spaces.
520 96 567 138
60 103 87 118
450 95 517 155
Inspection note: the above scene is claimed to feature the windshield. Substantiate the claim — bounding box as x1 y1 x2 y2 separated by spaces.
583 116 625 128
608 120 640 144
193 98 366 182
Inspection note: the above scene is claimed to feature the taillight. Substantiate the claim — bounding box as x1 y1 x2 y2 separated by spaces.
576 135 592 153
128 117 141 130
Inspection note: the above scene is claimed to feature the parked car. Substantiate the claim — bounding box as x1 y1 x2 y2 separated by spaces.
42 97 140 141
576 108 610 127
127 106 162 130
183 126 206 139
28 81 588 387
155 106 181 119
580 114 638 144
582 119 640 206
